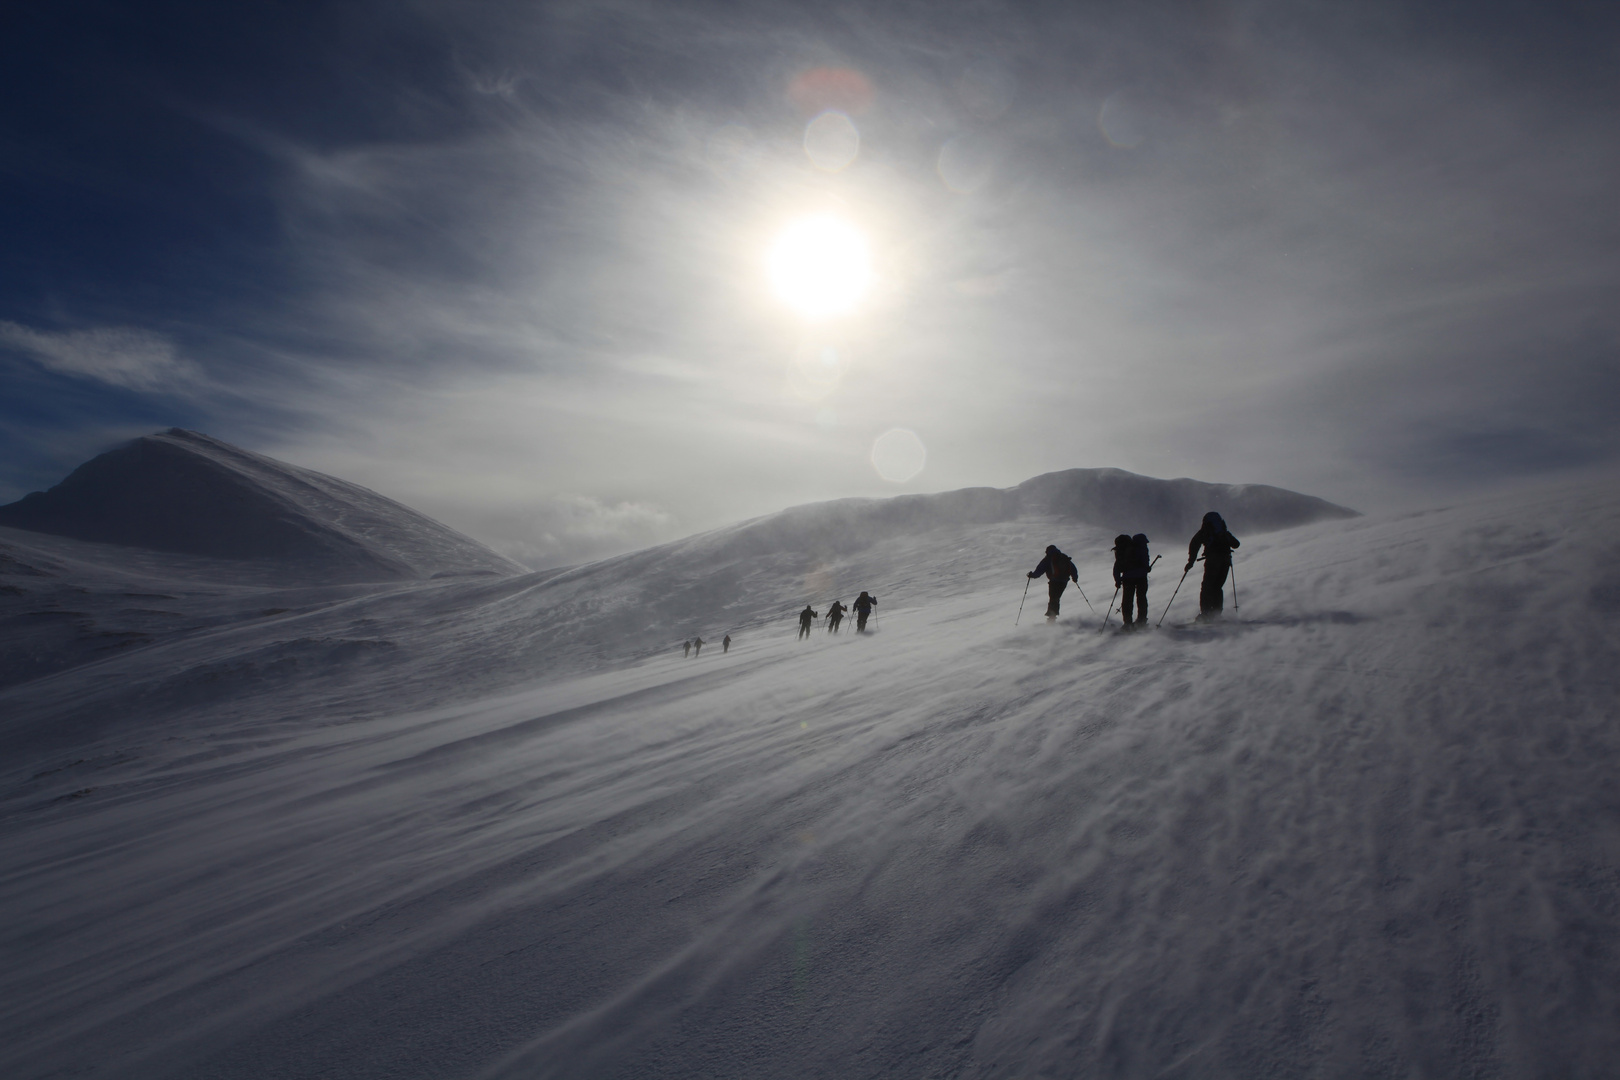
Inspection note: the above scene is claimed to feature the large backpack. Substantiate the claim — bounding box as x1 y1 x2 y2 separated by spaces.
1131 534 1150 572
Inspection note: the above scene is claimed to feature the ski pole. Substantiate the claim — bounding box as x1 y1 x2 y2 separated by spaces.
1230 562 1238 611
1100 584 1119 630
1157 558 1199 628
1075 577 1096 616
1015 576 1031 625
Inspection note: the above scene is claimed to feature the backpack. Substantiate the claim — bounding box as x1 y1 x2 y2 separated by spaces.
1131 534 1150 572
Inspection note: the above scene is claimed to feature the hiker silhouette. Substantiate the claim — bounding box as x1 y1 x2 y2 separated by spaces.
1028 545 1078 621
1186 512 1241 618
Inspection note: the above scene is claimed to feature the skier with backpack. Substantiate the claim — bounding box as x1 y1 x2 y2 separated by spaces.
797 605 819 639
852 591 877 632
1028 544 1079 622
1113 533 1154 630
1186 512 1241 619
826 600 847 633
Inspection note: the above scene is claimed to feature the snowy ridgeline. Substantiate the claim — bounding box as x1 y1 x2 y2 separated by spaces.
0 429 527 583
2 466 1620 1076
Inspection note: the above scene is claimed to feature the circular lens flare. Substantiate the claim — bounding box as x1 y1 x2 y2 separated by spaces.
768 216 872 320
871 428 926 482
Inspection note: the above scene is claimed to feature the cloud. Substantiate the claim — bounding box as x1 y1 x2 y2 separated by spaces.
445 493 680 570
0 322 201 393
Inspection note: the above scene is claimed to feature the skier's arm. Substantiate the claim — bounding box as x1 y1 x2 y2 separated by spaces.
1029 555 1051 579
1186 531 1205 570
1228 534 1241 550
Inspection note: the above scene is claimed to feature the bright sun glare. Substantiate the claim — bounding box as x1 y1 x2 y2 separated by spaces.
768 216 872 320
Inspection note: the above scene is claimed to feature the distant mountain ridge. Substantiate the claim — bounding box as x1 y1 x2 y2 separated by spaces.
0 429 524 583
686 466 1357 565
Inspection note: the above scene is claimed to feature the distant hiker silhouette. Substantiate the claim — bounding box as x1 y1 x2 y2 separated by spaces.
826 600 847 633
683 639 691 658
722 634 731 653
798 605 819 639
852 592 877 632
692 636 704 657
1187 512 1241 619
1113 533 1153 630
1028 545 1078 621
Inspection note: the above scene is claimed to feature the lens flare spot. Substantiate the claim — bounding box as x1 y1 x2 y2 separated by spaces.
790 339 849 401
871 428 926 483
788 67 874 116
956 59 1016 121
768 217 872 320
937 134 995 193
1099 91 1147 148
804 110 860 171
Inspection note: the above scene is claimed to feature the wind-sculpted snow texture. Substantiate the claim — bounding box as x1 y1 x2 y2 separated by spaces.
0 429 525 582
2 476 1619 1079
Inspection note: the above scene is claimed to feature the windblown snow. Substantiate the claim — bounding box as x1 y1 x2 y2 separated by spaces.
1 442 1616 1079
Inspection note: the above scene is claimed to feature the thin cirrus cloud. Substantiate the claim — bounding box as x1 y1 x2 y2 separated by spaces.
0 321 200 393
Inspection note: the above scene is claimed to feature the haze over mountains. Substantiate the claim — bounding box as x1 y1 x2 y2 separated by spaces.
3 433 1617 1079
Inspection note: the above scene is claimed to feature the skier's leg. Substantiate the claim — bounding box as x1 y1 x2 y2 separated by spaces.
1121 583 1137 625
1047 579 1065 618
1209 563 1229 612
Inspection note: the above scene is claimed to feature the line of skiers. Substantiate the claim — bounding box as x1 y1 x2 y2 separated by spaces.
1030 512 1241 629
682 633 731 658
680 513 1238 655
798 591 877 638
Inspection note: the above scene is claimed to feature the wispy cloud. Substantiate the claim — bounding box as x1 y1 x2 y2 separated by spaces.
0 322 201 393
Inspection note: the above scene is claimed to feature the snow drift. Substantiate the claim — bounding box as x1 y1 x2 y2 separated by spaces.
0 429 524 583
2 451 1617 1080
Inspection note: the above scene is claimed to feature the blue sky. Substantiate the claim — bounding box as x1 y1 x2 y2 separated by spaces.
3 1 1617 566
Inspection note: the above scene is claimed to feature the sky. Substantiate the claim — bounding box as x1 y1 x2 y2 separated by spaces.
2 0 1617 568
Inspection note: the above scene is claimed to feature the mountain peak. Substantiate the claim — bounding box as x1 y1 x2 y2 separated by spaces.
0 430 524 583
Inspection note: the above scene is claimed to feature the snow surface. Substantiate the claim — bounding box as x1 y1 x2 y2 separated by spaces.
2 474 1618 1078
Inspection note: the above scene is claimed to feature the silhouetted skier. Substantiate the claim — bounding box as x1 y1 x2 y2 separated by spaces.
692 636 704 657
826 600 847 633
722 634 731 653
798 605 819 639
683 639 691 658
1028 545 1078 621
1187 512 1241 619
852 591 877 632
1114 533 1152 630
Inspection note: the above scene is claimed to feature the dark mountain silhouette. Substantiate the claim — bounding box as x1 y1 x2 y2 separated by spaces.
0 429 524 582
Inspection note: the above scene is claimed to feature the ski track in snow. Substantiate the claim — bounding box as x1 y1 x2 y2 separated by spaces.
2 478 1619 1078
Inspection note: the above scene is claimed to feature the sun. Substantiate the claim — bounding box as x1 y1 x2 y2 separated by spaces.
768 215 872 320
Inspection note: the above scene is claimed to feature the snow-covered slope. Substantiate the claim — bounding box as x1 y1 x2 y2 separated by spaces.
0 429 525 583
1 474 1617 1079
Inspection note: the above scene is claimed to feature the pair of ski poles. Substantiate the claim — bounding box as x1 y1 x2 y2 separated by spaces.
1015 572 1096 626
